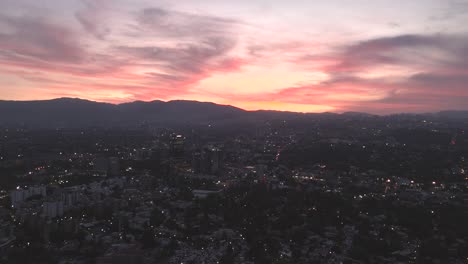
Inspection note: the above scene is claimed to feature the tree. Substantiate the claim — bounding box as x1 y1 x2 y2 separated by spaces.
141 228 157 249
150 208 165 227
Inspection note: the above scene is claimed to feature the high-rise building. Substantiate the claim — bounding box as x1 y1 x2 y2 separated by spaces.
192 151 202 174
169 134 185 158
10 186 46 207
94 157 109 175
192 145 223 175
43 201 64 219
108 157 120 176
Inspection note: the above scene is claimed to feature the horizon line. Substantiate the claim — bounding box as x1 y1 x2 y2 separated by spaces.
1 97 467 116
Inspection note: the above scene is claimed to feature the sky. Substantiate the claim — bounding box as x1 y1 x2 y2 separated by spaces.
0 0 468 114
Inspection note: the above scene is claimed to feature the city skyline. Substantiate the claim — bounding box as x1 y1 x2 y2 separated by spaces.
1 0 468 114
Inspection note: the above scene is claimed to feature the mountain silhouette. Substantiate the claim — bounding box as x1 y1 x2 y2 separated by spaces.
0 98 245 127
1 98 468 128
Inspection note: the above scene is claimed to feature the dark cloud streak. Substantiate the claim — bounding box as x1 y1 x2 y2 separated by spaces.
136 7 239 38
75 0 111 40
0 15 84 63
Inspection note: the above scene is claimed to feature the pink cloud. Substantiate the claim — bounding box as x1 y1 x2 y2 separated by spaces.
1 2 468 114
0 9 247 102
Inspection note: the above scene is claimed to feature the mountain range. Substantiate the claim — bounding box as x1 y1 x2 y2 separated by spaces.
0 98 467 128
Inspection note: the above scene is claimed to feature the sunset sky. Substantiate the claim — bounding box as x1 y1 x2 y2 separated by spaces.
1 0 468 113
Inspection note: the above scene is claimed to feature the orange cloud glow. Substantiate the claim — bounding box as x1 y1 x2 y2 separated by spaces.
1 1 468 114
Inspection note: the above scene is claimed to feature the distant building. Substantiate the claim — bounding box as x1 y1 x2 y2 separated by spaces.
192 151 202 173
170 134 185 157
43 201 64 219
94 157 120 176
63 187 79 207
10 186 46 207
135 148 152 160
108 157 120 176
192 145 223 175
94 157 109 174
